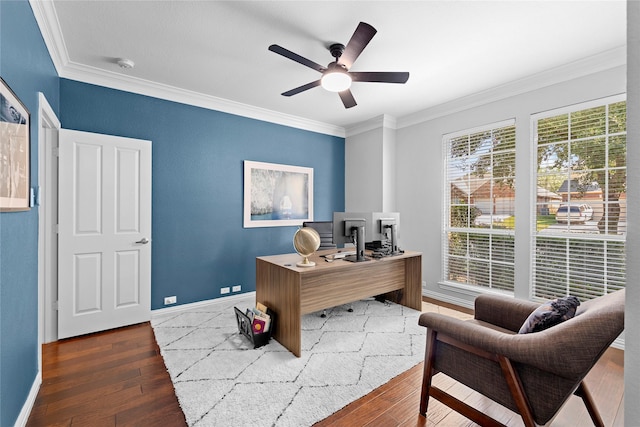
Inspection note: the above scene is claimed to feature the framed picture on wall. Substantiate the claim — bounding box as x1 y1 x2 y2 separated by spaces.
243 160 313 228
1 77 30 212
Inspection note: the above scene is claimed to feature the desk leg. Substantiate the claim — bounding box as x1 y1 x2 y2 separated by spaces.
403 255 423 310
379 255 422 311
256 259 302 357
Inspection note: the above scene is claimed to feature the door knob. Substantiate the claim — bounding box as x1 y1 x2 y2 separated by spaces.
135 237 150 244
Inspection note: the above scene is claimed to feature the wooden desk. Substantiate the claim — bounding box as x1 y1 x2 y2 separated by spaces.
256 250 422 357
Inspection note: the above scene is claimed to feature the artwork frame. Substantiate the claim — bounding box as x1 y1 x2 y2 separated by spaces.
1 77 30 212
244 160 313 228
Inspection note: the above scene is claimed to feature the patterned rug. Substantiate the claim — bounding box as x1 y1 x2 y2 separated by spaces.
151 294 425 427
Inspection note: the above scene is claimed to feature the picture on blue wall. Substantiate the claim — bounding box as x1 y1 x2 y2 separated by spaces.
0 77 30 212
244 160 313 228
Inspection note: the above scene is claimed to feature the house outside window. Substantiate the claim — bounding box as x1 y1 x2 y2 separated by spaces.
532 95 626 300
443 120 516 292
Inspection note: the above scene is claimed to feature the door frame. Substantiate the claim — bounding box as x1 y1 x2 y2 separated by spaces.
37 93 61 360
37 94 153 346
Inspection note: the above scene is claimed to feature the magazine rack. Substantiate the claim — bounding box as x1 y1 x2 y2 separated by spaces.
234 307 276 349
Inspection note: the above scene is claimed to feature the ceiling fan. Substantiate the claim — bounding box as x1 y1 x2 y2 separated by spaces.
268 22 410 109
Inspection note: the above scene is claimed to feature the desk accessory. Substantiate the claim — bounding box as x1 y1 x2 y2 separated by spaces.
293 226 320 267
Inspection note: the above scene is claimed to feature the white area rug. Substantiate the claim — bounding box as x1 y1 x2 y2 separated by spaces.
151 295 425 427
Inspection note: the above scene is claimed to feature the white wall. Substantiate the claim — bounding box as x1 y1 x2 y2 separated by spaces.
345 125 385 211
345 115 399 214
395 65 626 307
382 125 397 212
625 0 639 421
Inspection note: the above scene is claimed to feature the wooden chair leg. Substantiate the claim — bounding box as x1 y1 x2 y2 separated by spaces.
421 332 505 426
419 329 438 416
574 382 605 427
430 386 506 427
498 355 536 427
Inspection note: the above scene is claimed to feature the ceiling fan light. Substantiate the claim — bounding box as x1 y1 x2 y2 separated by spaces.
321 72 351 92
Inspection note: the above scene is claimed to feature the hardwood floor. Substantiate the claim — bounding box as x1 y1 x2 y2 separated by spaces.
27 304 624 427
27 322 187 427
316 348 624 427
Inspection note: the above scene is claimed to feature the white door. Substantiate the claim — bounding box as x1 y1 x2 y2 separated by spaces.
58 129 152 339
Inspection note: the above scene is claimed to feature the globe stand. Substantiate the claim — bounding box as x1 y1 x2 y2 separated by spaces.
296 256 316 268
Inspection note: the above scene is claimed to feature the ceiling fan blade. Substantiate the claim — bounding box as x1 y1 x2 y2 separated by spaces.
349 71 410 84
269 44 326 73
340 22 377 69
338 89 357 109
282 80 321 97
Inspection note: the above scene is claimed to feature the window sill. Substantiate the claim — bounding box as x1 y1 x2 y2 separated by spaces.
437 281 514 299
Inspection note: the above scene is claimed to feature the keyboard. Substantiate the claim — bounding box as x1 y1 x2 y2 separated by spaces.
331 250 356 259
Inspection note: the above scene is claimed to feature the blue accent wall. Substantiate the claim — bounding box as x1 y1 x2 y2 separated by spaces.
59 81 345 309
0 2 343 424
0 1 60 425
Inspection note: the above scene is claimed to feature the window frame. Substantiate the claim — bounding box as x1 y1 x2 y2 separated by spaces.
442 118 517 295
530 94 626 301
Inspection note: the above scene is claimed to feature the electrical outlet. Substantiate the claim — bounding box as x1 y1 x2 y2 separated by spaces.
164 296 177 305
220 287 230 294
232 285 241 292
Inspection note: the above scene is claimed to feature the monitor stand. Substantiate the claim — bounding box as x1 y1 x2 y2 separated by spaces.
386 224 401 255
345 225 369 262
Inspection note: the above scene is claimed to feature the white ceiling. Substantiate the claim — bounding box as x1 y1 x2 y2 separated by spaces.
32 1 626 136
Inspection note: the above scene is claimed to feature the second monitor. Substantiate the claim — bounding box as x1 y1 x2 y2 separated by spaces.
332 212 401 261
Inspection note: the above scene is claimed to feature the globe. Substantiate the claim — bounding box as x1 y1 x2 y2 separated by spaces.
293 227 321 267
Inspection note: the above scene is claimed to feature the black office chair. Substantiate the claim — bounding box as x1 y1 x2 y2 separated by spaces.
302 221 351 317
302 221 336 249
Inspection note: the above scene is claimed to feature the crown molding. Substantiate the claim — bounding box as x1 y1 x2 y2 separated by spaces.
29 0 345 138
396 46 627 130
30 0 68 72
345 114 397 137
62 61 346 137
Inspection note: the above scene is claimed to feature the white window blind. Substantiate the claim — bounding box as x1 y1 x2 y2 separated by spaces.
532 96 626 300
443 120 516 291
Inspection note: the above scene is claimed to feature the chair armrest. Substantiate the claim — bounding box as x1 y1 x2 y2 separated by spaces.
419 312 514 350
418 311 611 379
473 294 540 332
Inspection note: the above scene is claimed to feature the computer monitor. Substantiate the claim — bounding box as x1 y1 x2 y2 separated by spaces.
332 212 368 262
370 212 400 254
332 211 402 259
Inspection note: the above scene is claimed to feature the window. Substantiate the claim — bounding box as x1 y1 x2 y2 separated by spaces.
443 120 516 291
532 96 626 300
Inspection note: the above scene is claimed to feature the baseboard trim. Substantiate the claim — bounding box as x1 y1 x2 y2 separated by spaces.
612 337 625 350
423 289 476 310
151 291 256 318
422 295 475 316
16 371 42 427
